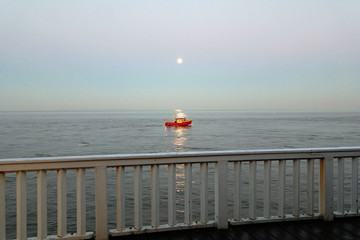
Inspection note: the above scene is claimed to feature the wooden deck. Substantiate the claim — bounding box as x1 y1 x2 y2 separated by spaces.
110 217 360 240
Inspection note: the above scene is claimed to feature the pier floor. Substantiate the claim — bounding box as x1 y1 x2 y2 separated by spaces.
110 217 360 240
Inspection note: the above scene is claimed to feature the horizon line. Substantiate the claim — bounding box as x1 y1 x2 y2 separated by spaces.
1 108 359 113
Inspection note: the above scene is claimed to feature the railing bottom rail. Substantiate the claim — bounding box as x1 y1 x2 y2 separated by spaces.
26 232 94 240
110 222 215 237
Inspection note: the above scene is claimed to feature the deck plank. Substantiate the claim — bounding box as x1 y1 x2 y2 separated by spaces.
110 218 360 240
262 223 298 240
110 233 148 240
146 231 169 240
167 229 192 240
281 220 341 240
276 221 320 240
342 217 360 226
204 228 234 240
185 229 213 240
317 219 360 240
336 220 360 238
242 224 279 240
228 226 256 240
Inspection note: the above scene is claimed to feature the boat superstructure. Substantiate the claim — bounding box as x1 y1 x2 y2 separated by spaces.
165 110 192 126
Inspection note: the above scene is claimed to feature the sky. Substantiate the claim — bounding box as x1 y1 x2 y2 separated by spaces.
1 1 360 111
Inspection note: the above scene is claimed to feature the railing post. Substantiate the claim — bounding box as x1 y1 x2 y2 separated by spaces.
278 160 286 218
351 157 359 213
77 168 86 235
57 169 67 237
184 163 192 225
215 160 228 229
293 159 300 217
17 171 27 240
168 164 176 227
234 162 242 221
337 158 344 214
134 166 143 230
151 165 160 228
249 160 257 220
319 156 334 221
307 159 315 216
0 172 5 240
264 160 271 219
37 170 47 239
116 166 125 231
95 166 108 240
200 163 208 224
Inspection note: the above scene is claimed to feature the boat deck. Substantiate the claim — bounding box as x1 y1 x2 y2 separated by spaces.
110 217 360 240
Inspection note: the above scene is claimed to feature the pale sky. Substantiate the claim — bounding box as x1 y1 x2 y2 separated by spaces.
1 1 360 111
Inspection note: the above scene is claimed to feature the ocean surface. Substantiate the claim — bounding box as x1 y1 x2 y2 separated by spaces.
1 110 360 158
1 110 360 238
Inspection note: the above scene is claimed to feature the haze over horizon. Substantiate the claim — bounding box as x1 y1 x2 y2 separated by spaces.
1 1 360 111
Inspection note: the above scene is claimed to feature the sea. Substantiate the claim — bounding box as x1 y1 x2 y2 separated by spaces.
1 110 360 238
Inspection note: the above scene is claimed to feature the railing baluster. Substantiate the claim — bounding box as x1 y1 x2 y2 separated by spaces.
77 168 86 235
134 166 143 230
249 161 257 219
116 166 125 231
319 156 334 221
168 164 176 227
17 171 27 240
307 159 314 216
184 163 192 225
215 160 228 229
151 165 160 228
351 157 358 213
293 159 300 217
264 160 271 219
337 158 344 214
95 166 108 239
200 163 208 224
278 160 286 218
57 169 67 237
37 170 47 239
0 172 5 240
234 161 242 221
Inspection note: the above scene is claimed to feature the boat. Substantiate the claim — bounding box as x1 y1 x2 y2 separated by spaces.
165 110 192 126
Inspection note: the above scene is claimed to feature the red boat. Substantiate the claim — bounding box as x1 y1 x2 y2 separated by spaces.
165 110 192 126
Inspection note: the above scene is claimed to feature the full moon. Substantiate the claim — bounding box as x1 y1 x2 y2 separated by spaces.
177 58 183 64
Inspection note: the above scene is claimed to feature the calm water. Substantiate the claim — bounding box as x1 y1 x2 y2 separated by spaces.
1 110 360 238
1 110 359 158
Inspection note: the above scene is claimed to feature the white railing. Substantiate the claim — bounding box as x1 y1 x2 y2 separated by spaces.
1 147 360 240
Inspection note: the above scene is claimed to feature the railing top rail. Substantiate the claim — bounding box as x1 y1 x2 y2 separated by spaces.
1 147 360 172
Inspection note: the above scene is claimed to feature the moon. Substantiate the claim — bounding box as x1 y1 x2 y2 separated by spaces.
177 58 183 64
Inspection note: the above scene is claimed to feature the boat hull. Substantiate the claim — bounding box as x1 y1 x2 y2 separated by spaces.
165 120 192 126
